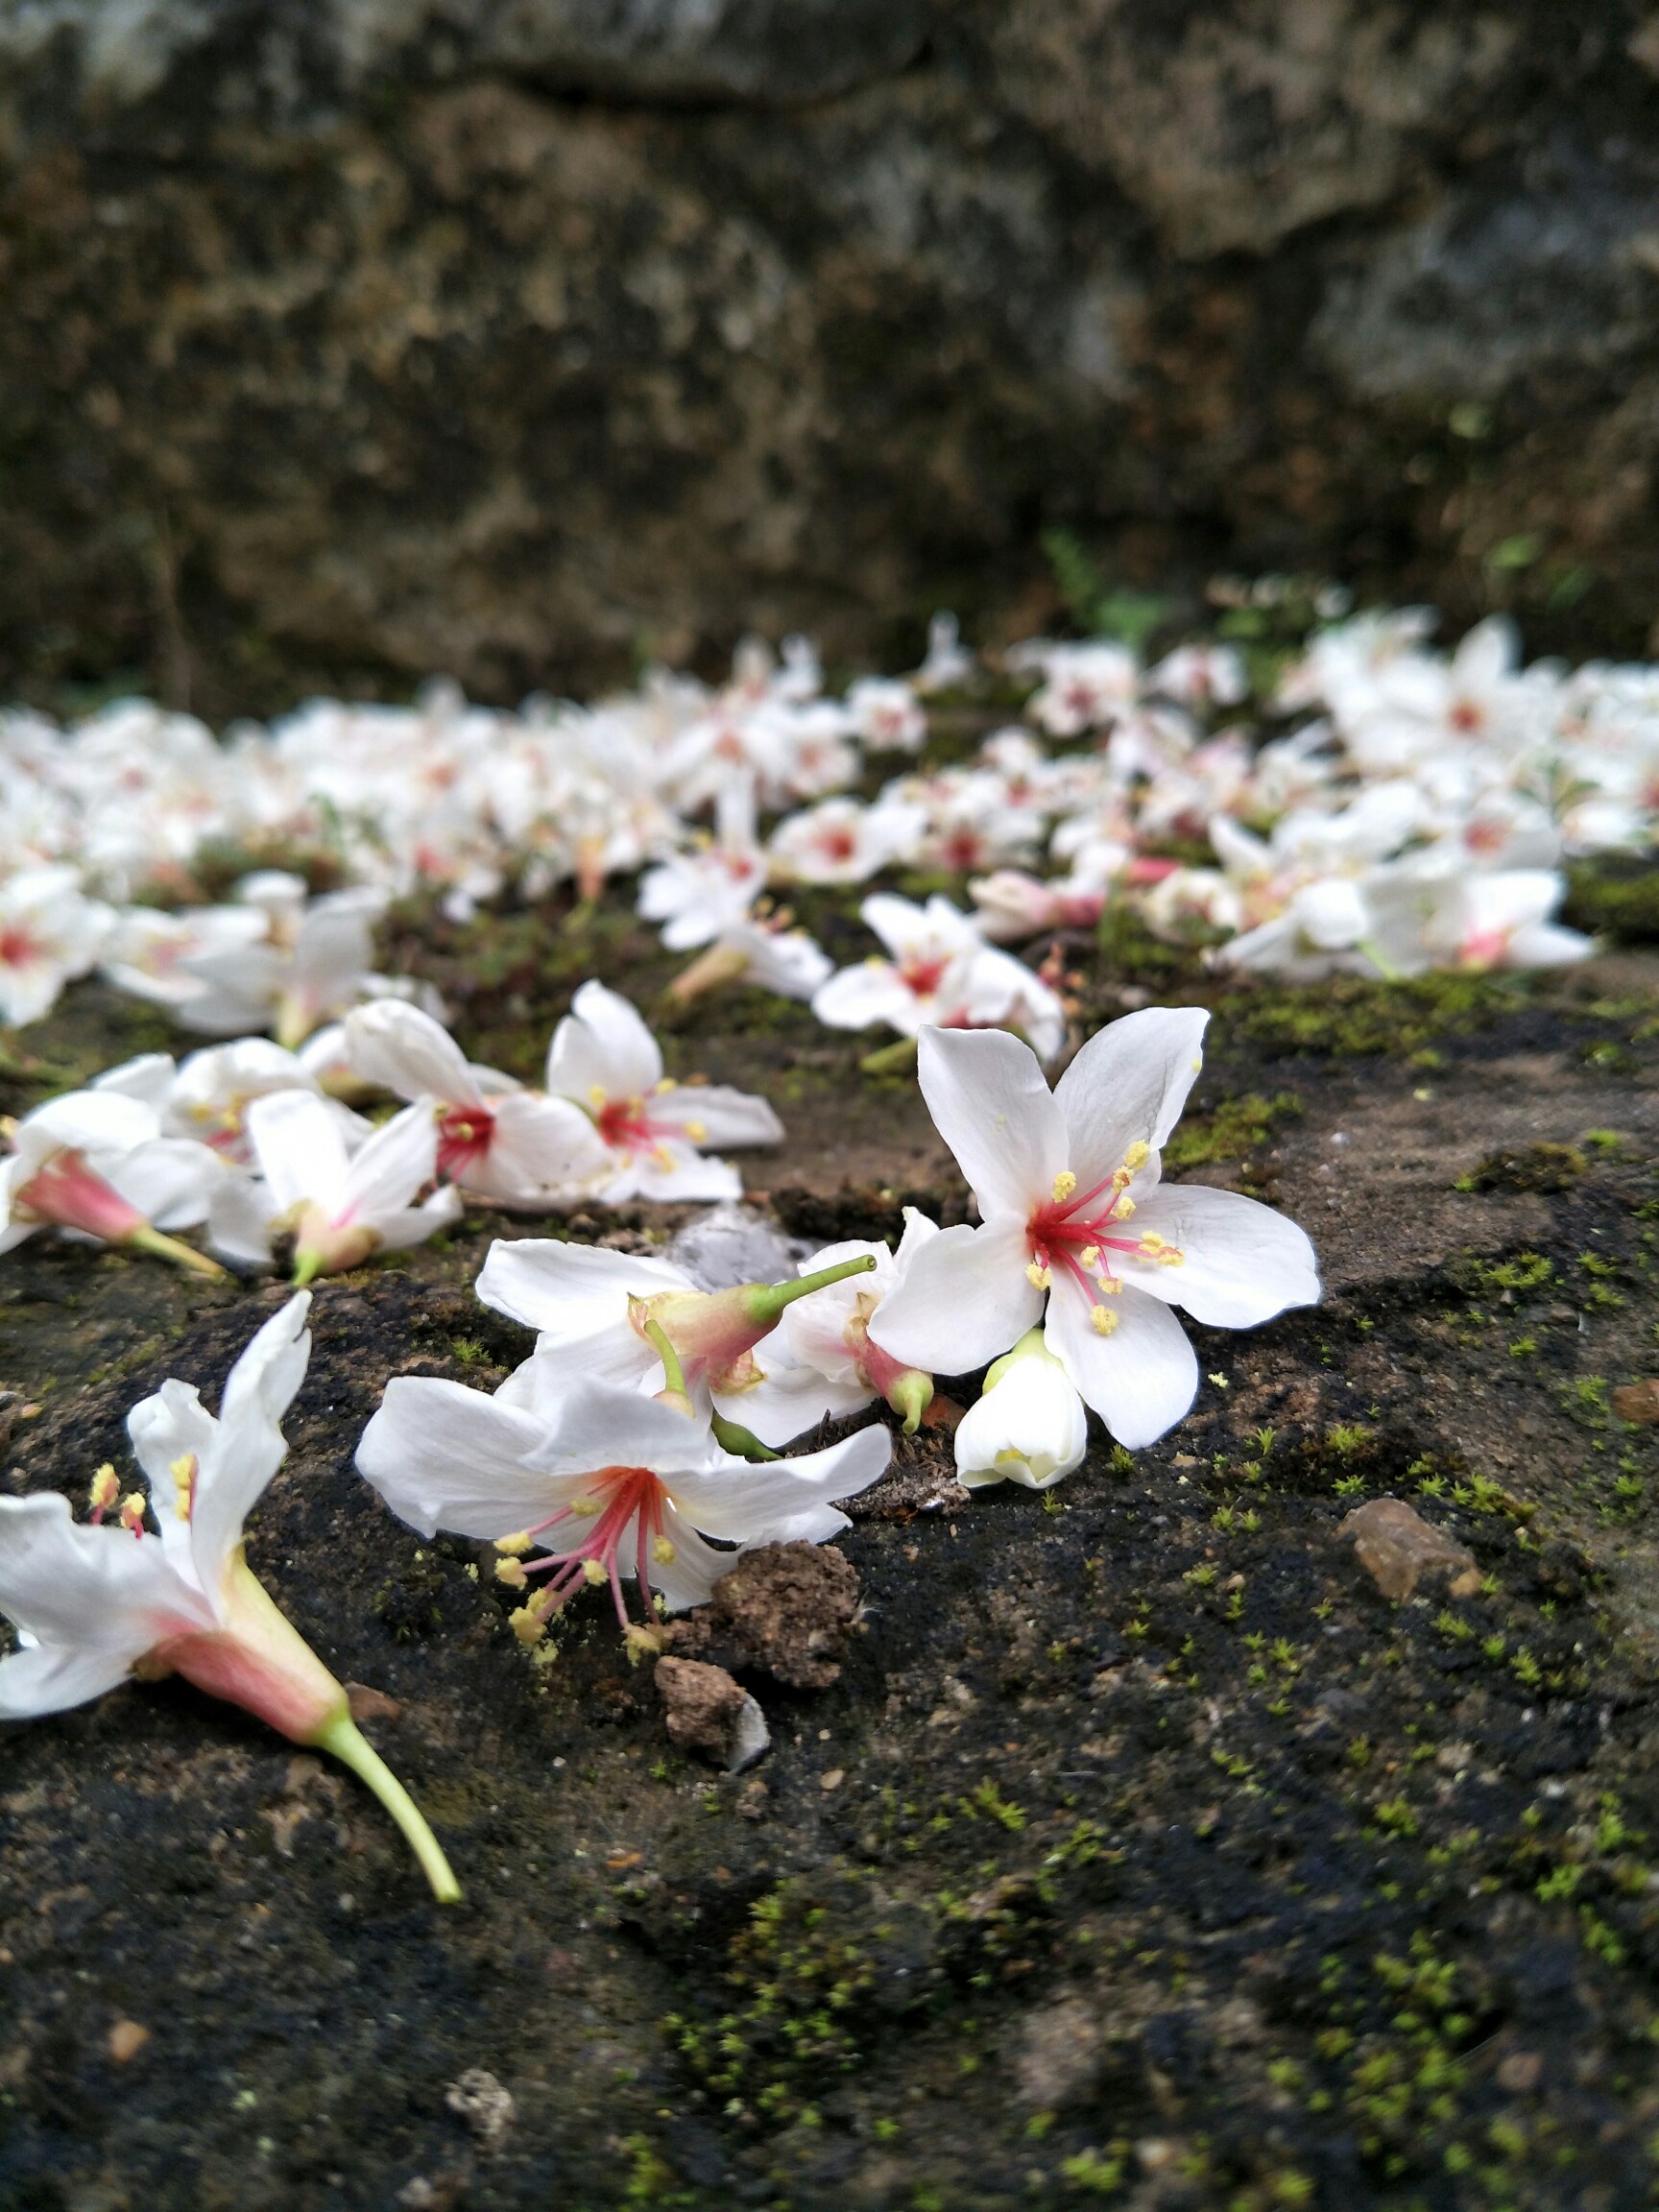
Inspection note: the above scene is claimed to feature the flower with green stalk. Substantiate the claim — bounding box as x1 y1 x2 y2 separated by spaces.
0 1294 460 1903
242 1088 461 1284
0 1090 227 1277
473 1234 887 1451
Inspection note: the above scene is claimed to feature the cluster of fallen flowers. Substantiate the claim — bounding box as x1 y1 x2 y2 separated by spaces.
0 982 783 1278
2 602 1651 1054
0 1002 1318 1900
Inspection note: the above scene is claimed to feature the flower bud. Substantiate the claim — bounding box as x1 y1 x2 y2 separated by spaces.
954 1330 1088 1491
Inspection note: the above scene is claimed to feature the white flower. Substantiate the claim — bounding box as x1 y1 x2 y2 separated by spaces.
355 1368 891 1644
846 678 927 753
735 1211 940 1446
768 797 925 884
0 1088 226 1276
1027 643 1140 736
344 999 611 1209
0 1294 459 1901
1147 644 1249 710
95 1038 369 1166
543 981 782 1204
666 917 834 1007
101 902 269 1017
637 778 766 950
474 1234 883 1442
910 611 974 694
812 895 1068 1062
243 1089 461 1282
174 877 391 1046
954 1329 1088 1490
0 865 112 1027
869 1013 1320 1449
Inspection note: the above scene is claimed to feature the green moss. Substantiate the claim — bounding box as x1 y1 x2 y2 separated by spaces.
1563 860 1659 944
1213 972 1528 1057
1164 1090 1302 1170
1456 1142 1585 1195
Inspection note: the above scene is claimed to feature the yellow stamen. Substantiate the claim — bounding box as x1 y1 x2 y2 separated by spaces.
88 1464 119 1513
1090 1306 1119 1337
1051 1169 1076 1204
1095 1275 1122 1293
494 1530 534 1555
1025 1262 1051 1289
1157 1247 1186 1267
1140 1232 1166 1252
170 1452 198 1524
1114 1194 1136 1220
1079 1246 1098 1268
494 1556 528 1589
652 1536 676 1564
568 1496 601 1518
588 1084 608 1111
684 1121 707 1144
581 1558 608 1587
653 1078 675 1094
509 1605 548 1646
1123 1141 1150 1170
119 1493 147 1535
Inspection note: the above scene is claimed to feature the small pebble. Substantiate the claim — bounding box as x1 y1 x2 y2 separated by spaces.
820 1767 845 1791
108 2019 150 2063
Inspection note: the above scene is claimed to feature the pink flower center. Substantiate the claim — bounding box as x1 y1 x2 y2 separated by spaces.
515 1465 670 1632
899 953 950 998
1024 1160 1185 1325
595 1094 664 1153
437 1102 495 1175
0 926 42 970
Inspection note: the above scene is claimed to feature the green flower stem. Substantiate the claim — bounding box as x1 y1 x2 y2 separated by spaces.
742 1253 876 1329
123 1224 227 1278
860 1035 920 1076
711 1410 780 1461
643 1318 693 1415
314 1711 462 1905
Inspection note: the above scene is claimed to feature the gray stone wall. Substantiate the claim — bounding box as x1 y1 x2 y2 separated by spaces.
2 1 1655 710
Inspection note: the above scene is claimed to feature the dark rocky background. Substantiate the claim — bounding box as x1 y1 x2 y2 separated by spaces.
4 0 1659 714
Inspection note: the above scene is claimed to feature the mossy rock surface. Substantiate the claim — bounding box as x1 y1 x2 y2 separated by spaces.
4 908 1659 2208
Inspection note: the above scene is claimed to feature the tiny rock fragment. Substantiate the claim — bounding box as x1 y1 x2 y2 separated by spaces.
445 2067 514 2151
1436 1741 1476 1774
345 1682 403 1723
708 1541 861 1690
1612 1380 1659 1426
108 2019 150 2064
1337 1497 1477 1601
1496 2050 1543 2093
736 1778 769 1820
654 1655 769 1771
820 1767 845 1791
1015 1996 1102 2107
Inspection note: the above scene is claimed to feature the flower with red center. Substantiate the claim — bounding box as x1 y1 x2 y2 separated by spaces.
869 1012 1320 1449
344 999 610 1210
0 865 112 1028
812 894 1067 1062
544 981 782 1203
244 1087 463 1284
355 1358 893 1652
0 1295 459 1902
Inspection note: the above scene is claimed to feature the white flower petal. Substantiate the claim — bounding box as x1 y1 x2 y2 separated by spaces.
0 1492 207 1656
355 1376 549 1538
465 1092 611 1207
187 1291 311 1593
916 1026 1067 1216
1053 1006 1211 1190
127 1378 218 1578
715 1366 875 1448
545 980 663 1102
667 1421 892 1542
1044 1280 1197 1450
345 1000 480 1107
1116 1185 1321 1328
0 1639 139 1719
246 1089 349 1216
342 1100 440 1220
866 1215 1043 1375
474 1237 692 1333
652 1085 782 1148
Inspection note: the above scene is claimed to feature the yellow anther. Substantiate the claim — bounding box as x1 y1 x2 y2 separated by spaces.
1090 1306 1119 1337
623 1622 666 1664
1079 1246 1099 1268
509 1604 548 1646
172 1460 197 1523
568 1496 601 1518
1157 1247 1186 1267
1123 1141 1150 1171
684 1121 707 1144
1051 1169 1076 1204
1095 1275 1122 1294
1140 1232 1166 1252
88 1464 119 1513
119 1493 147 1535
588 1085 609 1111
1025 1262 1051 1289
581 1557 608 1587
653 1077 675 1094
652 1536 676 1564
494 1555 529 1589
494 1530 534 1555
1114 1194 1136 1220
1111 1166 1132 1190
